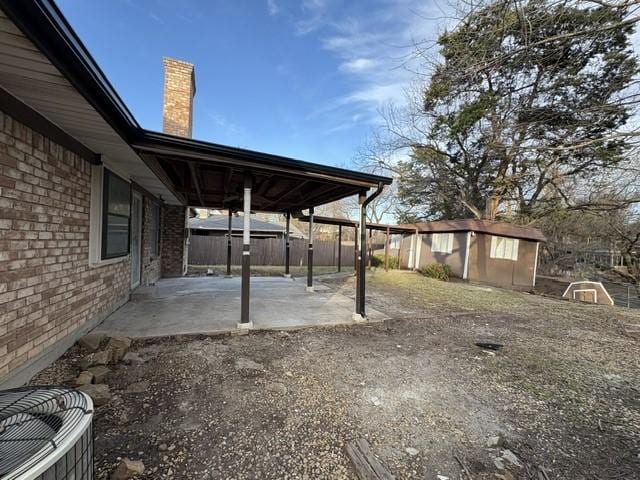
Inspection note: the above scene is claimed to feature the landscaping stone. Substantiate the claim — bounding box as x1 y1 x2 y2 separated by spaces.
77 333 105 352
122 352 146 365
111 458 145 479
78 384 111 406
405 447 419 456
75 371 94 386
107 336 132 362
486 434 504 448
79 350 112 369
88 365 110 384
501 449 523 467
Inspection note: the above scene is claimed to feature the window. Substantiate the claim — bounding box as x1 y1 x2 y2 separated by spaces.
150 203 161 257
101 169 131 259
490 235 519 261
431 232 454 254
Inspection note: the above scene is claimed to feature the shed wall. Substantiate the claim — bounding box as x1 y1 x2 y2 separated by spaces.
417 232 468 277
467 233 537 288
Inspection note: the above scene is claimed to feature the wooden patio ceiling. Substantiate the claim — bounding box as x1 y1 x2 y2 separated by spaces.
132 131 392 213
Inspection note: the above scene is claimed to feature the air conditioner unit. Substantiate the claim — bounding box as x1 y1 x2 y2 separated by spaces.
0 387 94 480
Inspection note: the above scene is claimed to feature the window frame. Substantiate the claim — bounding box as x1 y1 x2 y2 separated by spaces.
101 169 131 260
150 202 161 258
490 235 519 261
431 232 454 254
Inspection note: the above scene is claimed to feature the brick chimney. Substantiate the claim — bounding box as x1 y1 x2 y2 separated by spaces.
162 57 196 138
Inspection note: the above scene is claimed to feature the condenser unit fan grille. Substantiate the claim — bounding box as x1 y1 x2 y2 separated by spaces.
0 387 94 480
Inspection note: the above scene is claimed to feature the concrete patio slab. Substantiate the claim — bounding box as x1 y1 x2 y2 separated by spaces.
93 276 388 338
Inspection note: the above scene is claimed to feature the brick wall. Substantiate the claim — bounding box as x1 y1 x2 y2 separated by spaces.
162 57 195 138
161 205 187 277
0 110 131 382
141 197 162 286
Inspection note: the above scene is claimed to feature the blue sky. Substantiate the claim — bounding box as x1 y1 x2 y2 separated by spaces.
57 0 448 169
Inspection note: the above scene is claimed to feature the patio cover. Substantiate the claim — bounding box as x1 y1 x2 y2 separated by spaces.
131 131 390 212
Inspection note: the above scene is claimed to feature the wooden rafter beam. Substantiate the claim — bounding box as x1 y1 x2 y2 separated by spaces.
188 161 204 206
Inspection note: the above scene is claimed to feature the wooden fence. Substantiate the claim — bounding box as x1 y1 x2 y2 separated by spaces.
188 235 357 266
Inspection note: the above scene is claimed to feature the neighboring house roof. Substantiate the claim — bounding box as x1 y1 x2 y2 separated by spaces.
408 219 546 242
190 215 284 232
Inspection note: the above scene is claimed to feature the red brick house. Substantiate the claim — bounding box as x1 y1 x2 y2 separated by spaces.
0 1 391 387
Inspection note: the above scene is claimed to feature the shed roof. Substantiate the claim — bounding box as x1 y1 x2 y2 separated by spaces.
409 219 546 242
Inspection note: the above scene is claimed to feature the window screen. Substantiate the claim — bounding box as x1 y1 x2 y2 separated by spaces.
431 233 454 254
490 235 519 261
102 170 130 259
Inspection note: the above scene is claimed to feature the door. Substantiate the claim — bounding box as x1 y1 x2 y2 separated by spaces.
130 191 143 288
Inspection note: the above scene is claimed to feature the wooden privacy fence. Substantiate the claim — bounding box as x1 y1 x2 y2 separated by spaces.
188 235 356 267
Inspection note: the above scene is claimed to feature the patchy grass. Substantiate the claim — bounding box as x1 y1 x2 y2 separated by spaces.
367 270 640 323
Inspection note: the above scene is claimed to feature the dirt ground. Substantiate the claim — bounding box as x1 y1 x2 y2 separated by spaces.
31 271 640 479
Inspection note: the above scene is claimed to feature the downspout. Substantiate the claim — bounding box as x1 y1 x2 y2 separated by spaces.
355 183 385 320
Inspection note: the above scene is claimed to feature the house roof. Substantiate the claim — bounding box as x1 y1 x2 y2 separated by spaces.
409 219 546 242
0 0 392 211
190 215 284 232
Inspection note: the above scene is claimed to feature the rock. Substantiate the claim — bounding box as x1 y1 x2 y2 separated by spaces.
75 371 94 386
122 352 146 365
107 336 132 362
158 443 168 451
437 476 449 480
78 333 105 352
79 350 112 369
111 458 145 479
234 357 264 371
501 449 523 467
88 365 110 384
405 447 419 456
493 458 505 470
78 384 111 406
486 435 504 448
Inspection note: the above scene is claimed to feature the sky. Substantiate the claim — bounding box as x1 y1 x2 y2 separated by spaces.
56 0 451 169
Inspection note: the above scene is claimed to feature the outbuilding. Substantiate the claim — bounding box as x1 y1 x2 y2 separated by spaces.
399 219 546 289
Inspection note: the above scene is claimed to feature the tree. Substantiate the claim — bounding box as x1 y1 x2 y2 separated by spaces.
387 0 640 221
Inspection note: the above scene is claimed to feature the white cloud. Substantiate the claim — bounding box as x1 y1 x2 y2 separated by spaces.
339 58 378 73
267 0 279 16
291 0 454 127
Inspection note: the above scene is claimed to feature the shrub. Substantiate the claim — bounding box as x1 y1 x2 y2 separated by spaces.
369 255 399 269
420 263 454 281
